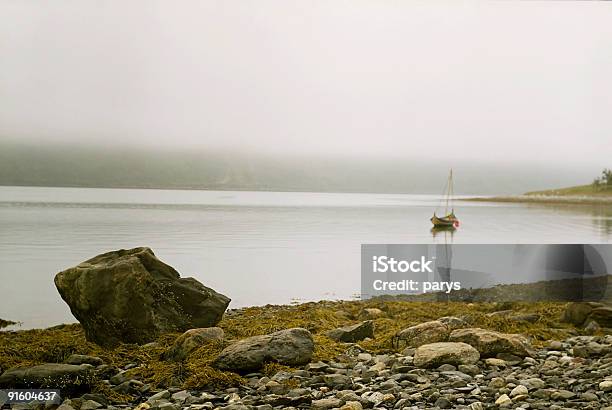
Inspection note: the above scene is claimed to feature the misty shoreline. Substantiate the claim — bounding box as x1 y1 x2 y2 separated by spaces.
462 196 612 206
3 274 611 333
1 142 600 196
5 183 612 204
3 184 612 205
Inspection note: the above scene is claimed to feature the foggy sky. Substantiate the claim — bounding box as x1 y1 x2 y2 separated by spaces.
1 1 610 165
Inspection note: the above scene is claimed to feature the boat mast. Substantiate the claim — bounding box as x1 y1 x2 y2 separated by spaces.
445 169 453 215
450 168 454 213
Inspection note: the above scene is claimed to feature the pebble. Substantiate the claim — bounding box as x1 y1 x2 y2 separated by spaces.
488 377 506 388
521 377 546 390
551 389 576 400
311 398 343 409
340 401 362 410
485 358 507 367
600 380 612 392
510 385 528 397
495 394 512 406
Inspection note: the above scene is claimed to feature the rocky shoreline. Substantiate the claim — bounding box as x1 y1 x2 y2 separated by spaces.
1 299 612 410
2 248 612 409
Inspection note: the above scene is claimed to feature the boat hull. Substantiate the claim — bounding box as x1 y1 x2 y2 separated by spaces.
431 214 459 227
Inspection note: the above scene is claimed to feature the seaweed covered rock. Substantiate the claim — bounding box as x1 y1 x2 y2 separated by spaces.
215 328 314 372
449 328 535 357
359 308 384 319
437 316 469 330
562 302 612 329
165 327 225 361
0 364 94 394
562 302 604 326
413 342 480 368
588 306 612 328
54 247 230 347
65 354 103 366
395 320 450 347
327 321 374 342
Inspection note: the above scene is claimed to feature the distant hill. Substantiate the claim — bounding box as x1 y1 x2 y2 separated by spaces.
0 141 598 195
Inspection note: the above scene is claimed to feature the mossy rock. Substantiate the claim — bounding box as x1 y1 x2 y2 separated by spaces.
0 363 96 395
54 247 230 347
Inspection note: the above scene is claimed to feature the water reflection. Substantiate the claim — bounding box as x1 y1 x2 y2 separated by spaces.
1 187 611 328
523 203 612 238
431 225 457 240
592 206 612 236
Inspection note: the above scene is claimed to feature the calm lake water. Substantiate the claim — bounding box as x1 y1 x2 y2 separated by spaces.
1 186 611 329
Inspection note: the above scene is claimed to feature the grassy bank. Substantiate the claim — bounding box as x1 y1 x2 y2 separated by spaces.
462 196 612 206
0 300 577 402
462 183 612 205
526 184 612 197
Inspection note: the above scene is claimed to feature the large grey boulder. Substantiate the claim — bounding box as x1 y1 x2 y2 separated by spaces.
0 364 94 394
413 342 480 368
215 328 314 372
54 247 230 347
449 328 535 357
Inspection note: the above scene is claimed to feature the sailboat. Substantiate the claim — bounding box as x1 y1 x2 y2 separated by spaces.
431 169 460 228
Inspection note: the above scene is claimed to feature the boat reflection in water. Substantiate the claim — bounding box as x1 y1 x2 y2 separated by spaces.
431 225 456 239
430 223 456 301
